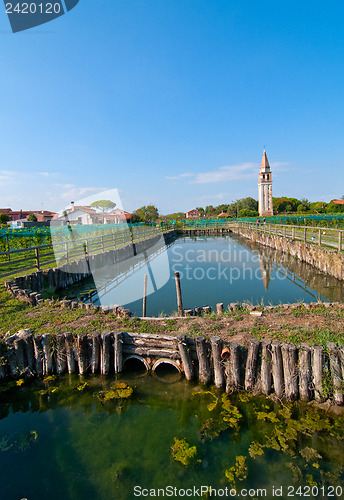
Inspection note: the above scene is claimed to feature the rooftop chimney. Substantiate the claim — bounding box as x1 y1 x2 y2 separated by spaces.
71 201 75 212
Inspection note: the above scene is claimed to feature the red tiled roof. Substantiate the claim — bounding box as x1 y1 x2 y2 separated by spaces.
333 200 344 205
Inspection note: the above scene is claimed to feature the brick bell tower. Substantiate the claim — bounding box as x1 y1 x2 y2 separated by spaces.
258 150 273 217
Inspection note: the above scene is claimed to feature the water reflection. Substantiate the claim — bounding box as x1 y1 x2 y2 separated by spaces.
0 375 343 500
59 234 344 315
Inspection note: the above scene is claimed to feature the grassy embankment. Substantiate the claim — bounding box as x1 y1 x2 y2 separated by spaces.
1 284 344 347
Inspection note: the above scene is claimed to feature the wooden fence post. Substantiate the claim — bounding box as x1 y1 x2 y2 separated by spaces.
211 336 225 388
261 340 272 395
174 271 183 316
318 228 321 247
65 333 76 374
298 344 312 402
6 235 10 262
327 342 344 406
304 227 307 243
292 226 295 241
244 339 260 392
114 332 123 373
177 334 194 381
271 341 284 398
195 337 211 385
312 345 324 402
281 343 298 401
35 248 40 271
143 274 148 318
225 342 241 392
339 231 342 252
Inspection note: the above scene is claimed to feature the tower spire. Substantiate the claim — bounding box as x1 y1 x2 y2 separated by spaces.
258 150 273 217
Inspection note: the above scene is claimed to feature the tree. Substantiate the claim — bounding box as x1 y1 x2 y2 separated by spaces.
90 200 116 223
273 197 301 213
196 207 205 217
132 205 159 222
310 201 327 213
239 208 258 218
205 205 216 217
27 213 37 222
300 198 311 210
239 197 258 212
326 201 344 213
164 212 185 220
0 213 10 225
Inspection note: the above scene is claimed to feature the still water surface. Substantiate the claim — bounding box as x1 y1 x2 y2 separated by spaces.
60 235 344 316
0 371 343 500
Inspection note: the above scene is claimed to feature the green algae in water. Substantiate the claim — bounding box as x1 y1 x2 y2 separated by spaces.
171 437 198 466
0 376 343 500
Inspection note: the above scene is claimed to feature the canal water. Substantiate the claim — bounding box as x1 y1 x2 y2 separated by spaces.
0 372 343 500
59 234 344 316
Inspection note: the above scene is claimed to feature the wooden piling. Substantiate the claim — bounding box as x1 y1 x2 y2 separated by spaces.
281 343 298 401
91 332 100 374
77 333 88 375
114 332 123 373
100 331 112 375
174 271 184 316
225 342 241 392
312 345 324 402
202 306 211 315
177 334 194 380
143 274 148 318
327 342 344 405
55 334 67 375
244 339 260 392
261 340 272 396
41 334 54 375
65 332 76 374
210 336 225 388
194 307 202 316
21 332 35 374
271 341 284 398
298 343 312 402
0 362 7 379
340 346 344 382
33 335 44 377
216 303 224 315
184 309 193 316
6 344 19 377
14 338 26 374
195 337 211 385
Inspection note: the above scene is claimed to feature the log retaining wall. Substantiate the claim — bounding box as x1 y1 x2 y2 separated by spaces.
1 329 343 406
4 230 176 309
231 226 344 282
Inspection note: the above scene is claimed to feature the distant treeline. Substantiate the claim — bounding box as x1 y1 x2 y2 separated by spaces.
162 196 344 220
126 196 344 223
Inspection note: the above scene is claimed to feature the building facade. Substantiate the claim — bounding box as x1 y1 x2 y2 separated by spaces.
186 209 201 219
258 150 273 217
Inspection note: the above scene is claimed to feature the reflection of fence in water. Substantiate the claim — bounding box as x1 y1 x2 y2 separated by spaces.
280 266 321 301
90 241 171 302
258 250 322 301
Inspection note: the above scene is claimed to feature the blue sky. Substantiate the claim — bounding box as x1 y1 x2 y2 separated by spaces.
0 1 343 214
